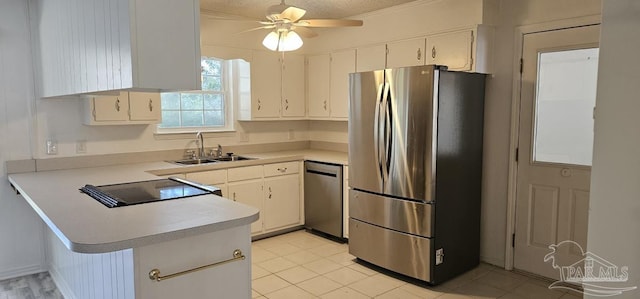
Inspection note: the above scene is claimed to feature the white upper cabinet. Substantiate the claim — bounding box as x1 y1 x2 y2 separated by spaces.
307 54 331 118
307 51 355 120
426 27 493 73
354 26 493 74
356 44 387 72
84 92 161 125
282 54 306 117
92 93 130 122
329 50 356 119
250 51 282 118
239 51 306 120
386 38 426 69
129 92 161 121
31 0 201 97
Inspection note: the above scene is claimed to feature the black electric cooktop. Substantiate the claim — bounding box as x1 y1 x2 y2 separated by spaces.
80 177 222 208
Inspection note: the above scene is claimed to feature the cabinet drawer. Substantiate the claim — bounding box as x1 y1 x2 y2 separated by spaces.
264 161 299 177
185 170 226 185
228 165 263 182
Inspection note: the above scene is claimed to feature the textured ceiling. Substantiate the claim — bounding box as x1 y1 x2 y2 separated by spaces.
200 0 418 19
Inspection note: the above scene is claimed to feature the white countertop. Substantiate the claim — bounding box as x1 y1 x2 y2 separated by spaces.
7 149 347 254
9 162 259 254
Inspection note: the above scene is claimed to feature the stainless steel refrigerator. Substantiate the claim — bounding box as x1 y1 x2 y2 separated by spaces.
348 65 486 284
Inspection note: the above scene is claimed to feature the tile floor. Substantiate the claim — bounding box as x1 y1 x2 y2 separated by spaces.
1 229 585 299
251 230 583 299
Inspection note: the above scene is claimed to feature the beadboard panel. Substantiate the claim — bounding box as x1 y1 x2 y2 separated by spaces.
30 0 200 97
46 229 135 299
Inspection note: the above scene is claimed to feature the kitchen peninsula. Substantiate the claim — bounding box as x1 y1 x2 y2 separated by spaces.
8 161 259 299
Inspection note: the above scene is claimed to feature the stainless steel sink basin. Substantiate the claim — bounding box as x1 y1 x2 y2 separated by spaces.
172 158 218 165
171 155 254 165
212 155 254 162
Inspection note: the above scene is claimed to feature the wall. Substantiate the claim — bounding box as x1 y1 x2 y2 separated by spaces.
0 0 46 279
485 0 601 267
587 1 640 297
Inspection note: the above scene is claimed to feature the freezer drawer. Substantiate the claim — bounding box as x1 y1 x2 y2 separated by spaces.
349 218 432 282
349 189 433 238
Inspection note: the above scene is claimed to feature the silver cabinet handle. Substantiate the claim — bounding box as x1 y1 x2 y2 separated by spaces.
115 99 121 112
323 100 327 111
268 187 272 199
148 99 153 111
232 192 236 201
257 99 261 111
285 99 289 110
149 249 245 282
417 48 422 61
432 46 436 59
277 167 288 173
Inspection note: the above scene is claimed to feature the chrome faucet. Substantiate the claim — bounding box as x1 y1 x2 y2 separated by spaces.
195 131 205 159
216 144 223 158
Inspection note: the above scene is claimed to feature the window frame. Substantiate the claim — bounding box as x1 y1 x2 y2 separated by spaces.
156 57 235 134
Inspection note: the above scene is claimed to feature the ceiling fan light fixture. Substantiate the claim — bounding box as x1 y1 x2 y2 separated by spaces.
262 30 303 52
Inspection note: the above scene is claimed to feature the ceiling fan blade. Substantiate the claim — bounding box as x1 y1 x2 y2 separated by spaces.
295 19 363 28
280 6 306 22
294 27 318 38
238 25 275 34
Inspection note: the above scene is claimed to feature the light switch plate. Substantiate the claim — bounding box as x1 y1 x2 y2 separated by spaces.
46 140 58 155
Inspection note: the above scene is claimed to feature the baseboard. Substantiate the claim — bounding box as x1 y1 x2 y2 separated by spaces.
0 264 46 281
48 263 76 299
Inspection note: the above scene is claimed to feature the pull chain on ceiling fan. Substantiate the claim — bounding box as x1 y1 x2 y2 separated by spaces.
246 0 364 52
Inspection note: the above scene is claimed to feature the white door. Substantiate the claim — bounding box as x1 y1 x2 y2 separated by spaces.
386 38 426 69
251 51 281 118
263 175 300 231
129 92 161 121
514 25 600 279
228 180 264 234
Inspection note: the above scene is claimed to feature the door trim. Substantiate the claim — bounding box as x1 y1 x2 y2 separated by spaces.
504 15 601 271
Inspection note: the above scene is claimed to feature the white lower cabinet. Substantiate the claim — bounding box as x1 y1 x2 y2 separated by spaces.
228 180 264 234
181 161 302 237
264 175 300 231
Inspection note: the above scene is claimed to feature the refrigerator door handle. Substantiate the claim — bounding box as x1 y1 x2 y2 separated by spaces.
383 83 393 179
373 83 385 186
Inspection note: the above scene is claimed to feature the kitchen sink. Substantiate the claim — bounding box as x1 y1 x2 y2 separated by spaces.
212 155 254 162
172 158 218 165
171 155 254 165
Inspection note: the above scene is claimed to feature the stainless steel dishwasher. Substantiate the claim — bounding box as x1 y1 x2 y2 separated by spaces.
304 161 343 239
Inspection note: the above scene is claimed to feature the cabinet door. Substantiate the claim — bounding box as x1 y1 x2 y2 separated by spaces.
330 50 356 119
282 54 306 117
386 38 426 68
129 92 161 121
92 92 129 121
356 44 386 72
426 30 474 71
263 175 300 231
307 54 331 118
251 51 281 118
228 180 264 234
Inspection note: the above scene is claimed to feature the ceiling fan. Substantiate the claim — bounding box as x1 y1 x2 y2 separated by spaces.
246 0 364 52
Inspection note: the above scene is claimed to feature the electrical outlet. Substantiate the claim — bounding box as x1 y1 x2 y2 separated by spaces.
46 140 58 155
76 140 87 154
436 248 444 265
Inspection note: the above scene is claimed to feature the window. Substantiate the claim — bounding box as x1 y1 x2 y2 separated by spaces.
533 48 599 166
158 57 233 132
